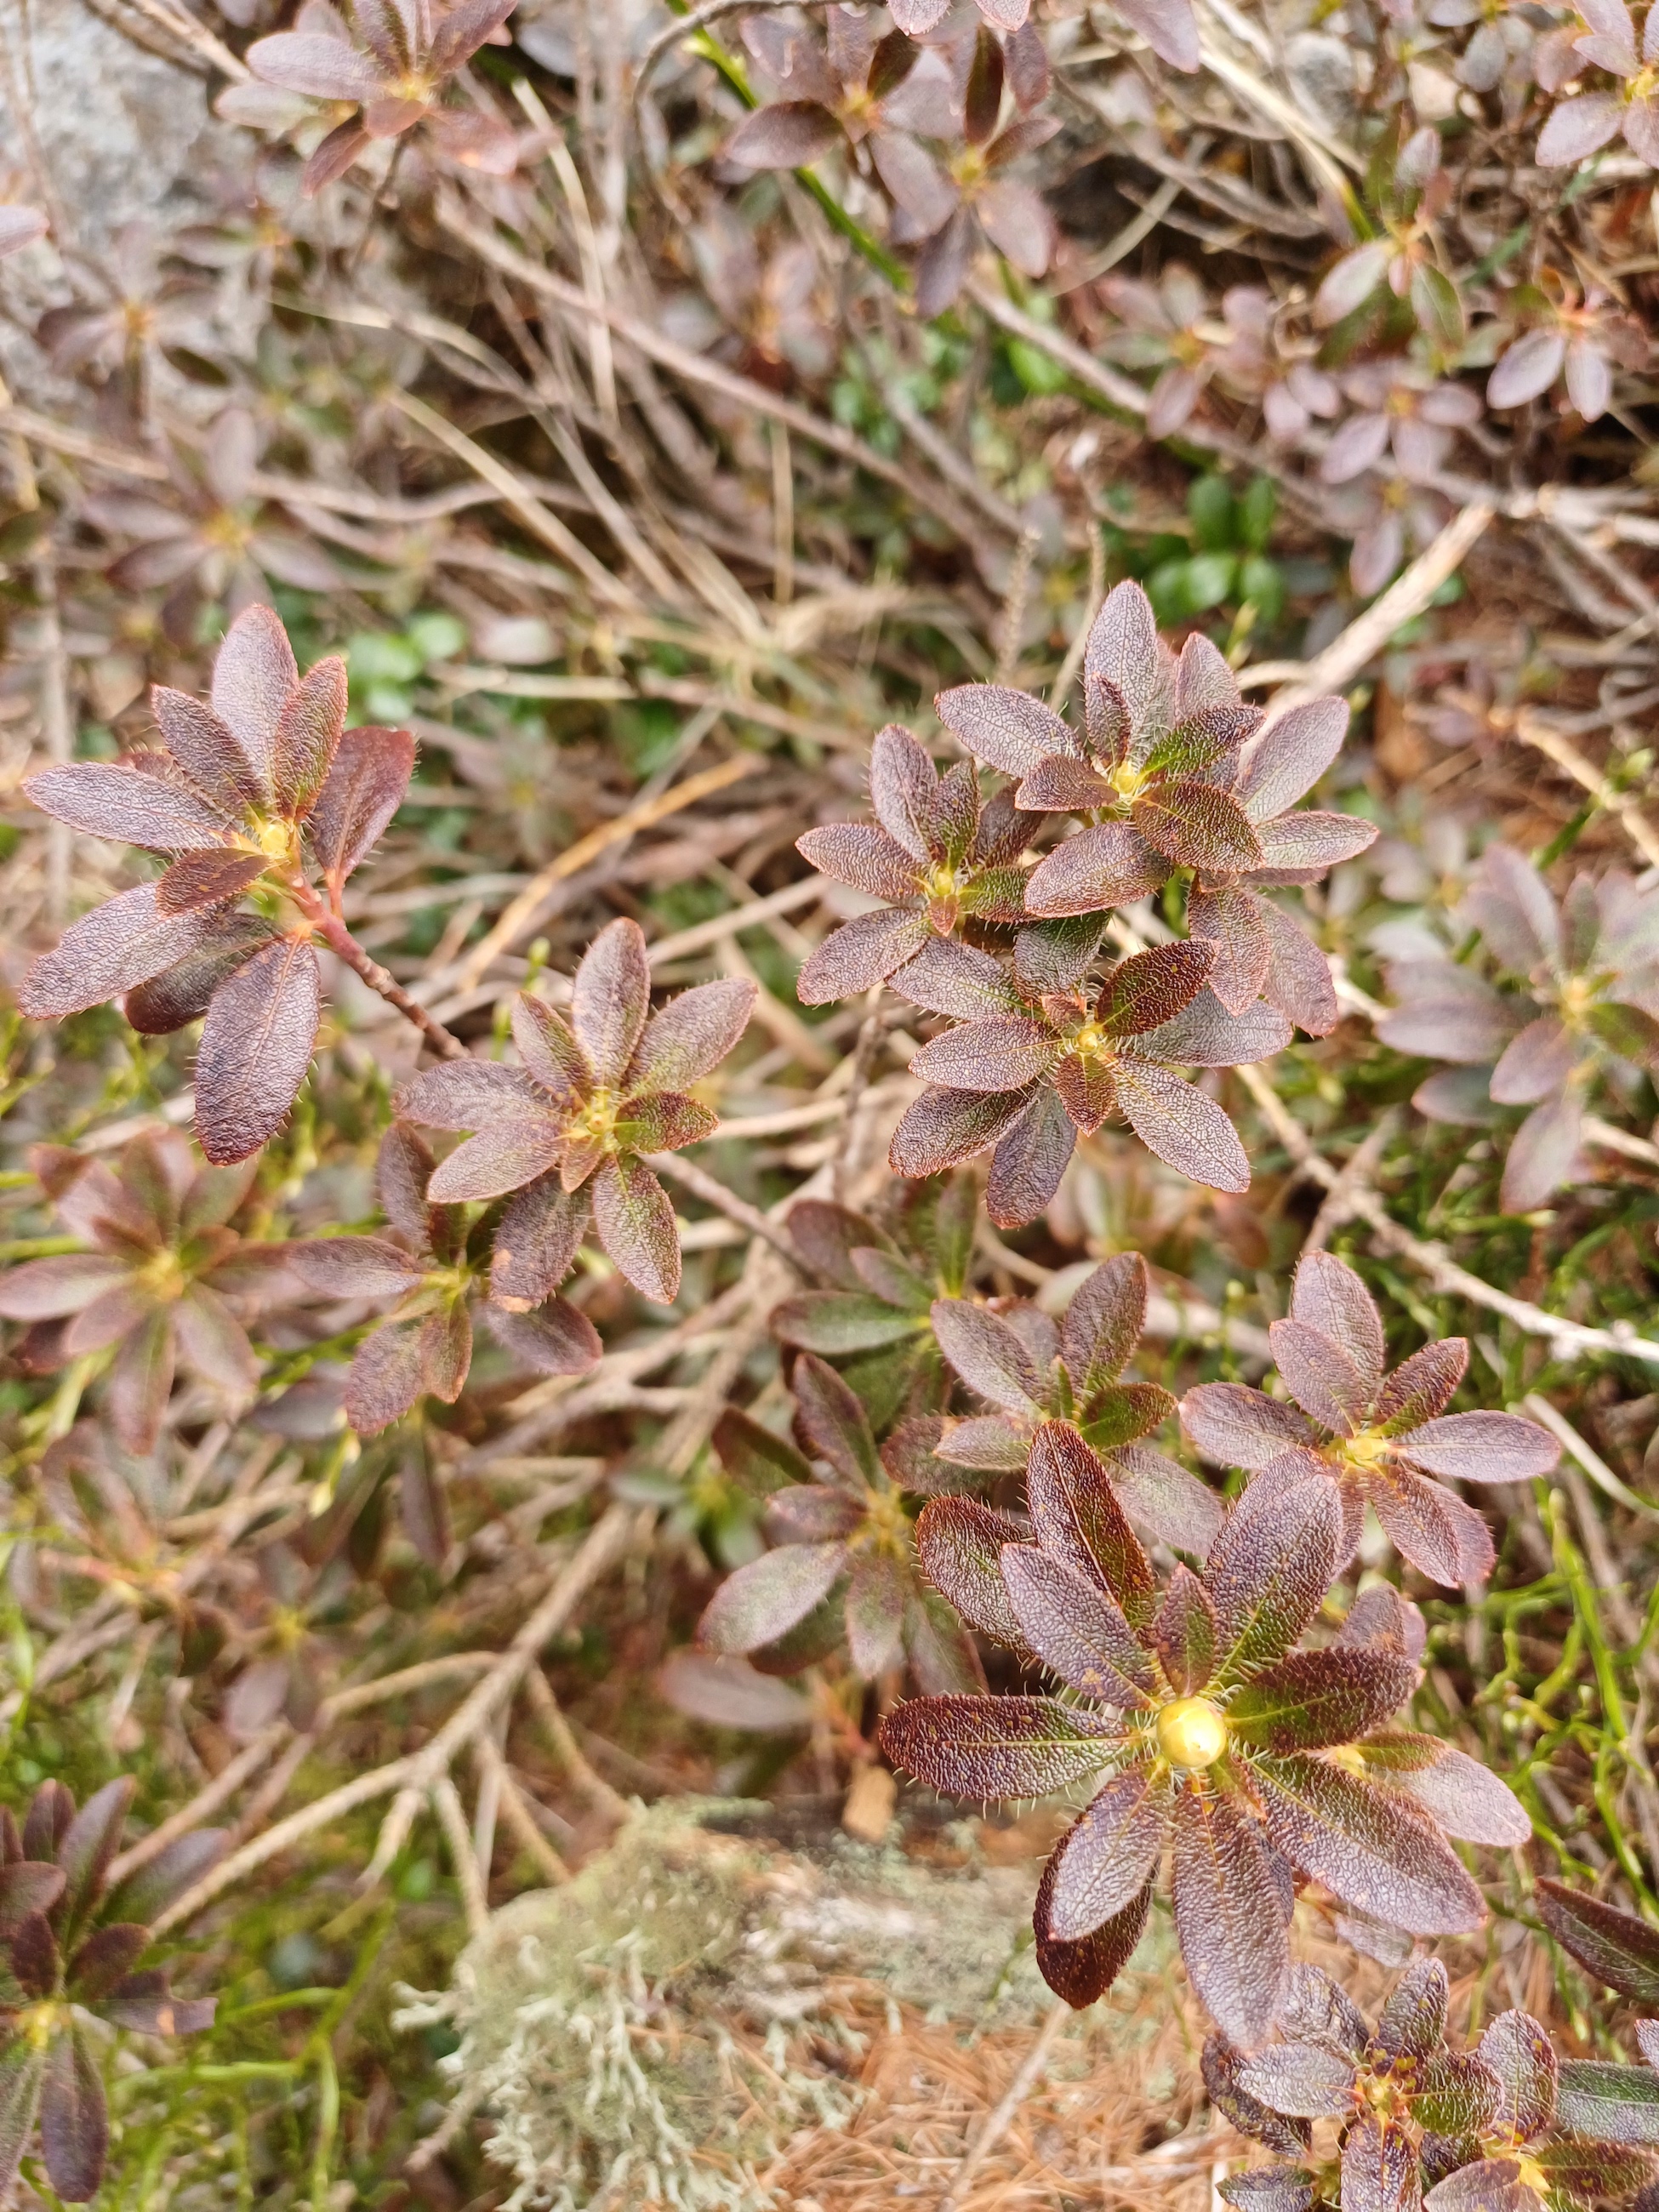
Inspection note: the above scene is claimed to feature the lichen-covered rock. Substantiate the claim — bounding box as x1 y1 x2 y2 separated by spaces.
396 1799 1078 2212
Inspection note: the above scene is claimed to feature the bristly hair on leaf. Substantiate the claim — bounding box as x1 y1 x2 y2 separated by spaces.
880 1421 1516 2039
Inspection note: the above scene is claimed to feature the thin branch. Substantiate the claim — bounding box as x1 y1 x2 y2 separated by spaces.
1246 502 1496 708
522 1665 630 1825
642 1149 807 1271
1514 711 1659 872
431 1775 491 1942
475 1737 571 1884
438 195 991 547
1234 1063 1659 1367
151 1505 639 1934
313 913 468 1062
938 1996 1072 2212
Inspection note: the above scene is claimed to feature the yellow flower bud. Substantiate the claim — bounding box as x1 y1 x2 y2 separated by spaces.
1157 1696 1228 1770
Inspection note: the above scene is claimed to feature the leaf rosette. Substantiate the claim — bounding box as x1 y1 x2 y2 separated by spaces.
1377 846 1659 1213
880 1421 1525 2038
1217 1968 1656 2212
287 1124 601 1437
1182 1252 1560 1587
898 1251 1222 1555
0 1779 222 2203
20 605 415 1165
795 725 1038 1004
0 1134 285 1454
396 919 755 1308
694 1353 983 1689
885 932 1291 1220
935 580 1374 1036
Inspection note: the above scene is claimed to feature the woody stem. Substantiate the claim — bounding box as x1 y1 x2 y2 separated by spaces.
313 911 468 1063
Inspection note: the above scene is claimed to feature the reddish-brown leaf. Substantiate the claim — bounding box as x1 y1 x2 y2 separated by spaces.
1023 823 1169 916
1355 1731 1531 1846
1268 1317 1371 1434
988 1086 1078 1227
1478 2010 1558 2141
1398 1412 1560 1485
192 935 322 1164
1289 1253 1387 1385
724 98 843 168
155 848 269 916
1371 1339 1468 1432
792 1352 882 1490
625 978 755 1095
1170 1782 1291 2049
1206 1464 1341 1682
123 920 270 1036
909 1014 1058 1092
1102 941 1216 1036
22 884 224 1020
1026 1421 1156 1623
1001 1542 1157 1704
1341 2118 1422 2212
26 761 234 850
305 723 415 885
1183 1382 1318 1469
1227 1647 1417 1751
397 1057 544 1132
1535 1878 1659 2007
571 919 652 1090
271 654 346 819
208 603 298 797
424 1120 567 1204
247 29 387 101
39 2027 107 2203
1035 1857 1151 2008
878 1693 1119 1799
845 1552 908 1677
1153 1564 1218 1695
1046 1768 1172 1940
151 685 264 816
888 1082 1040 1178
288 1235 426 1299
915 1496 1031 1650
934 681 1077 779
799 909 932 1002
345 1317 429 1434
1112 1060 1250 1193
932 1297 1044 1411
490 1177 591 1310
1254 1757 1485 1935
699 1540 852 1655
591 1153 680 1303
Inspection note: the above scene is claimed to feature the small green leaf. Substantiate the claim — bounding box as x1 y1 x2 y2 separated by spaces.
1189 475 1237 552
1239 477 1277 552
1183 553 1239 613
